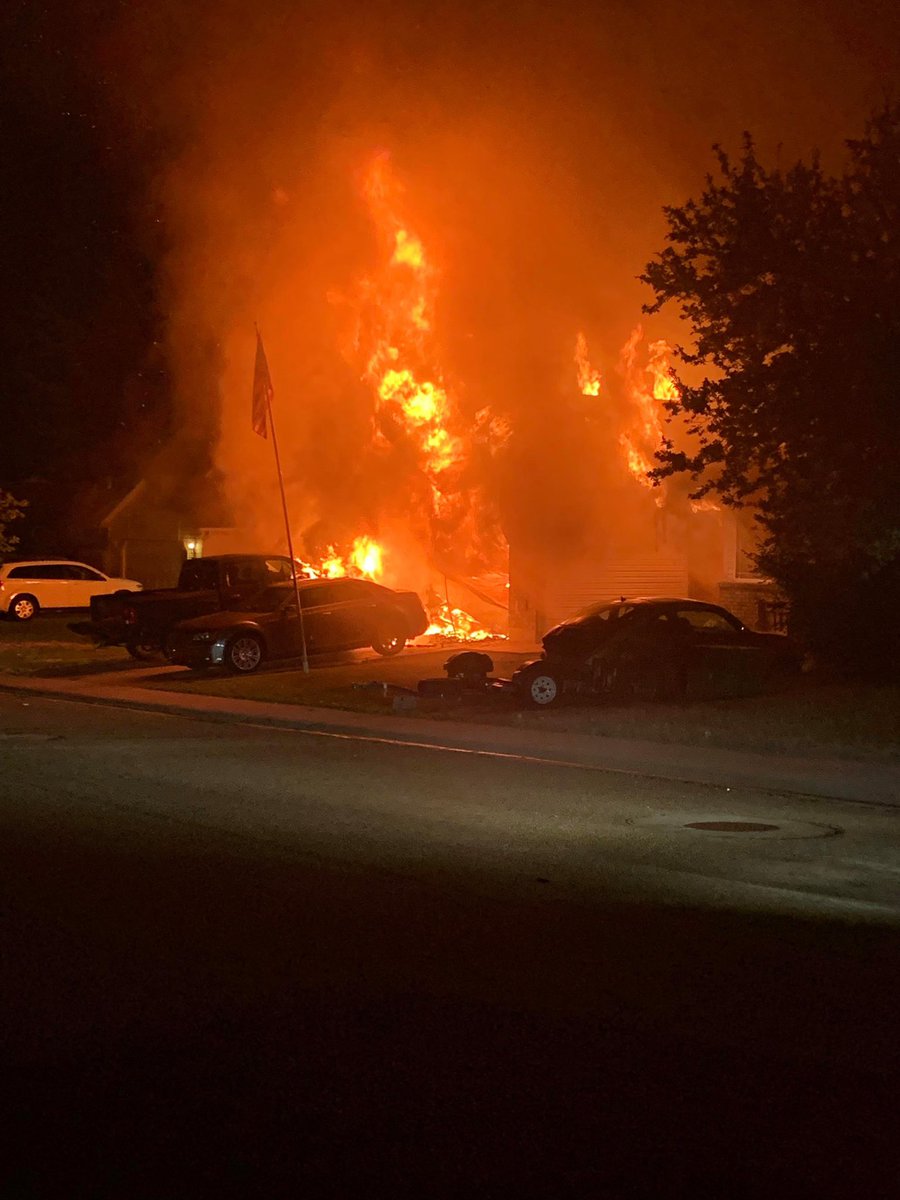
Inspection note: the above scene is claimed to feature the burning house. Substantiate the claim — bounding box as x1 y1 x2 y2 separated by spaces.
142 153 774 645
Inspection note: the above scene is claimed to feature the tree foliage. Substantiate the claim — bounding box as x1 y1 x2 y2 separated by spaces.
642 104 900 674
0 490 27 556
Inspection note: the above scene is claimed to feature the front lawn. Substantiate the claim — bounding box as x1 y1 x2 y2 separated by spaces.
3 622 896 761
0 615 130 676
151 647 900 761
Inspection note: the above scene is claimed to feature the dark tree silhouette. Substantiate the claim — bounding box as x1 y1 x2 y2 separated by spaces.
642 104 900 675
0 490 27 556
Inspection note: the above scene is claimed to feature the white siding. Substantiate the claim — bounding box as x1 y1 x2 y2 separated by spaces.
540 554 689 629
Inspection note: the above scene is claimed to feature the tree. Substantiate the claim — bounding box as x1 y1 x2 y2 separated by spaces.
0 490 27 556
641 104 900 675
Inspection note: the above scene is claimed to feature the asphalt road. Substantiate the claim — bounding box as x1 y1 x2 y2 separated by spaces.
2 692 898 1197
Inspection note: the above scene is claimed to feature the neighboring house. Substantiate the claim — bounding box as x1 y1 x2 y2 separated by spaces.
100 441 235 589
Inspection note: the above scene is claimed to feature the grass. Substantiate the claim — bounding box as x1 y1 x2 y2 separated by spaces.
2 621 897 761
151 645 900 762
146 647 531 715
0 614 131 676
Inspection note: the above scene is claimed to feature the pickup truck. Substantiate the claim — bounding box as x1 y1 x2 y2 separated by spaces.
70 554 296 660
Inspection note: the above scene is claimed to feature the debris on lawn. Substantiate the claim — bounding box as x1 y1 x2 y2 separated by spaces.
415 651 516 705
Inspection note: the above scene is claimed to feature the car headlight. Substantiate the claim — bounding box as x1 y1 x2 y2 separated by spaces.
191 631 214 642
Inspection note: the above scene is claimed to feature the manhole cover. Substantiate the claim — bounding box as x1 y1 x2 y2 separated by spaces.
685 820 779 833
630 814 841 840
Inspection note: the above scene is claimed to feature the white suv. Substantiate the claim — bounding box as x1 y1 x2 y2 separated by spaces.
0 560 143 621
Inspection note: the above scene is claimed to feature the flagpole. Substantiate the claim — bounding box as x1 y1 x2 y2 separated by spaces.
257 327 309 674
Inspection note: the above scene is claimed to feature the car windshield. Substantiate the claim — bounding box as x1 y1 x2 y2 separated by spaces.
235 585 292 613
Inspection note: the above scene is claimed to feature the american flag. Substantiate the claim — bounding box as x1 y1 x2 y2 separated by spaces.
252 330 272 439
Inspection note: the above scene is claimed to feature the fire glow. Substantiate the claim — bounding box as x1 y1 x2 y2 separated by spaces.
361 153 465 491
294 152 508 642
296 535 385 581
246 157 711 647
577 328 676 502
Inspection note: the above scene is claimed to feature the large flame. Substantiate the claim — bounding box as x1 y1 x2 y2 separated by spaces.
320 152 508 643
282 155 510 646
297 535 385 581
360 153 465 489
618 326 670 501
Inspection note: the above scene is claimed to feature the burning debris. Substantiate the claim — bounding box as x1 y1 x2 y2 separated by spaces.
290 539 506 643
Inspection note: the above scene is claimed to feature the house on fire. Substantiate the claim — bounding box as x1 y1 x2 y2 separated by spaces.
97 430 779 641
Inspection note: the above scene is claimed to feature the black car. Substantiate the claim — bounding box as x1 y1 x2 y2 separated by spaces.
168 577 429 673
512 597 798 707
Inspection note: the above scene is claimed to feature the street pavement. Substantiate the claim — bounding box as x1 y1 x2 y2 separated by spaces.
1 691 899 1196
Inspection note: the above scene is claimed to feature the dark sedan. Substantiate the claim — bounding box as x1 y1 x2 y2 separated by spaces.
168 577 429 673
512 597 799 707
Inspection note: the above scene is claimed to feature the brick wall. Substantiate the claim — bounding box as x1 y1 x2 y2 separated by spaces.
718 580 787 632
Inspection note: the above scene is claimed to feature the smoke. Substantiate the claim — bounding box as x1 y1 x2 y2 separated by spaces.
102 0 900 582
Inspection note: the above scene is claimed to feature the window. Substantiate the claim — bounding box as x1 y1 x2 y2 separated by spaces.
674 607 741 633
331 578 373 600
69 565 106 582
301 583 339 608
180 560 219 590
237 585 293 613
12 564 72 580
264 558 294 582
224 562 260 588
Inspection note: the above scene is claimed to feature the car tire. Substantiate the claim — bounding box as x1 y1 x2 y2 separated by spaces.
372 623 406 657
9 594 39 622
226 633 265 674
126 629 163 661
519 665 565 708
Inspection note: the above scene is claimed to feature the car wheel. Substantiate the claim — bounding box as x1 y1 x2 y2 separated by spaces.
10 594 39 622
126 629 163 661
226 633 265 674
372 624 406 657
521 667 564 708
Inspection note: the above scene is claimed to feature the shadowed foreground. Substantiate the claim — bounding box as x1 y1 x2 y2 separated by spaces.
1 696 897 1197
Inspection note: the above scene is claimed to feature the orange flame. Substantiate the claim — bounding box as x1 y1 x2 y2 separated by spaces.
359 154 467 501
618 326 673 503
349 535 383 578
575 331 601 396
421 602 507 643
296 535 385 582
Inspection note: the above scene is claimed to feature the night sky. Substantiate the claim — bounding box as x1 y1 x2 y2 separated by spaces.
2 0 898 517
